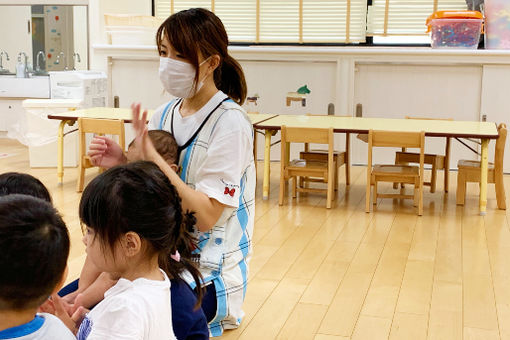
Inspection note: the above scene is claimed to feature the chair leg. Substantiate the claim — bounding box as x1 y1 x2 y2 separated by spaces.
444 166 449 193
413 182 418 207
495 173 507 210
366 173 372 213
76 162 85 193
430 163 437 193
292 176 297 198
335 167 339 191
279 173 285 206
326 172 334 210
456 170 466 205
373 180 378 206
418 179 423 216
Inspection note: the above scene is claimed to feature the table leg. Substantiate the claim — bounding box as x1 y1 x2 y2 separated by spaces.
263 130 272 199
57 120 69 185
479 138 489 215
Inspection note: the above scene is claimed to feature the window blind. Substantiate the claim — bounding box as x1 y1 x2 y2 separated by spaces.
367 0 468 36
154 0 368 43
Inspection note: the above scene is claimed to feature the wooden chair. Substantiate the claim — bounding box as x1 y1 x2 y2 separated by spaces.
394 116 452 193
299 114 350 188
279 126 336 209
366 130 425 216
76 118 125 192
456 123 507 210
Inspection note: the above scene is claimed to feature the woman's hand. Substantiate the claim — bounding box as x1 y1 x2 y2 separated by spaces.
131 103 161 163
88 136 127 169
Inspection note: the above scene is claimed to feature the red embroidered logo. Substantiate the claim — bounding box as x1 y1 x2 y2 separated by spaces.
224 187 235 197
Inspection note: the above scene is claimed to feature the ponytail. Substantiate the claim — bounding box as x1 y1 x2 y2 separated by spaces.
159 202 204 309
214 54 247 106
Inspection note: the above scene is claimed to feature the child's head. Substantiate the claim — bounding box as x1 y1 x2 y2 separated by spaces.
79 161 202 296
0 172 52 203
127 130 179 171
156 8 247 105
0 194 69 311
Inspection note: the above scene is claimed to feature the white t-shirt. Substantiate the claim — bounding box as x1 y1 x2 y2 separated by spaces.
76 270 175 340
149 91 253 208
0 313 75 340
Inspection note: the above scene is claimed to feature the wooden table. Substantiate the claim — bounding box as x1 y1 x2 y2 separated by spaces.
48 109 276 185
254 115 499 215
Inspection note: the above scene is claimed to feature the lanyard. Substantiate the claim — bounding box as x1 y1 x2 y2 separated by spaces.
171 97 229 154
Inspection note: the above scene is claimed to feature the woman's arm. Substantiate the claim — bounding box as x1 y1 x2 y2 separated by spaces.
132 104 225 231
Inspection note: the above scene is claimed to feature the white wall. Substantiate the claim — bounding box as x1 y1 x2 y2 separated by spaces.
73 6 88 70
88 0 151 67
0 6 32 71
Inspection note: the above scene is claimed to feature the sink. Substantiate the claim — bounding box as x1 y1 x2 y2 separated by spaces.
0 75 50 98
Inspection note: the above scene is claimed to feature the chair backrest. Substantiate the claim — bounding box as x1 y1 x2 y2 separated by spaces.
402 116 452 152
78 118 126 156
495 123 507 175
281 125 334 166
282 125 332 145
367 130 425 170
404 116 453 121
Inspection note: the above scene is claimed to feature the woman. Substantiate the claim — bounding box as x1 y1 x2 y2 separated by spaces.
89 8 255 337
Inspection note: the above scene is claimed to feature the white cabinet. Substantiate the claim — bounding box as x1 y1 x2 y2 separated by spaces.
0 99 23 132
481 65 510 172
353 63 483 169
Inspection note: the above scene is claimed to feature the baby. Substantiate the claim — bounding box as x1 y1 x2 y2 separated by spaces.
127 129 179 172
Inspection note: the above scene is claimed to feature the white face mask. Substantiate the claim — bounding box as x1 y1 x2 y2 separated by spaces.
158 57 209 98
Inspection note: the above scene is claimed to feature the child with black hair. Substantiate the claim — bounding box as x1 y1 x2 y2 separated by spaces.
0 194 74 339
0 172 52 203
56 161 205 339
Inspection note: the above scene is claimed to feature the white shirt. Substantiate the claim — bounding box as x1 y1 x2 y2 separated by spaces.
0 313 75 340
77 270 175 340
149 91 253 208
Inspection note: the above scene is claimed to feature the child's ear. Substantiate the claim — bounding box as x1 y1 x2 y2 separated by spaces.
51 265 69 294
170 163 179 172
122 232 142 257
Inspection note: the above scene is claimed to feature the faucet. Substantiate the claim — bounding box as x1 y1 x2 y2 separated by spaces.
72 52 81 70
0 51 9 74
35 51 46 74
18 52 28 78
55 52 68 71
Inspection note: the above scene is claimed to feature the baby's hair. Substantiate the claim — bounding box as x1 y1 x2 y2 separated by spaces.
79 161 203 306
129 130 179 165
0 194 69 310
0 172 52 203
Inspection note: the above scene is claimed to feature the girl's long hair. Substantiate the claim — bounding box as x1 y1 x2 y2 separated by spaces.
79 161 203 306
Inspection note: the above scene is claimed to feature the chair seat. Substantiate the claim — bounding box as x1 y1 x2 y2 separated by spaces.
395 151 445 166
300 150 345 165
373 164 419 176
457 159 494 170
289 159 329 171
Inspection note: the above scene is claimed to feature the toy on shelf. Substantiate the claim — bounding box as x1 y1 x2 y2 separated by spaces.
286 85 311 107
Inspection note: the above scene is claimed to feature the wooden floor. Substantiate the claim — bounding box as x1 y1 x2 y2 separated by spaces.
2 137 510 340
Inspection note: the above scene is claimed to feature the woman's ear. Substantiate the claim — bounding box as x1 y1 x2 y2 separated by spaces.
208 54 221 72
122 232 142 257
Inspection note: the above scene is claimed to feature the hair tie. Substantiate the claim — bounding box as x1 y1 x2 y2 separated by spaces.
170 250 181 262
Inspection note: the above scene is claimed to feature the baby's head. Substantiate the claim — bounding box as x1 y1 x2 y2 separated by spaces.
127 130 179 171
0 172 52 203
0 195 69 311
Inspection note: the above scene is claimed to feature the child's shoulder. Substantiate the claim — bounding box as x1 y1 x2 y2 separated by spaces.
4 313 76 340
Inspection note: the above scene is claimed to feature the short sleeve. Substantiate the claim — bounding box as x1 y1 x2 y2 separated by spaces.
85 298 143 340
194 111 253 208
